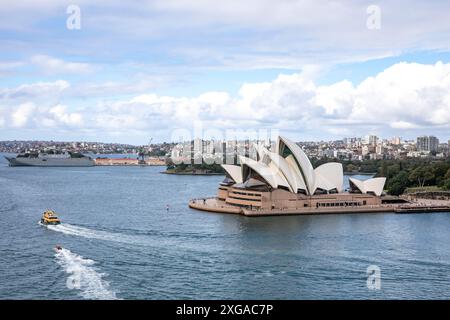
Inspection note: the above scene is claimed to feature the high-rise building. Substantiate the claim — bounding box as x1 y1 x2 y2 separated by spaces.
416 136 439 152
376 144 384 155
390 137 401 145
365 135 378 146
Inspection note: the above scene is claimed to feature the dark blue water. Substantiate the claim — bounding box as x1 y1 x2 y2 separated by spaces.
1 154 450 300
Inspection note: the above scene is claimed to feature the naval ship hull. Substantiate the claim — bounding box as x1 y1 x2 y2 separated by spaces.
5 156 95 167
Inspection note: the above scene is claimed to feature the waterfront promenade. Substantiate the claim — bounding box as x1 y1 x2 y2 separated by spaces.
189 197 450 217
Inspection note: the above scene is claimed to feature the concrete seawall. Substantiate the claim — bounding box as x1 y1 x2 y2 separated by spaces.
189 198 450 217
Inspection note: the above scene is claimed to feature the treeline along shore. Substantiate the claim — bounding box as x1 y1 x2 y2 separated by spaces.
313 157 450 196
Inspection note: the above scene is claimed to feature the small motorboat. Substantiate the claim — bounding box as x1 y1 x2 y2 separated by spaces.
41 210 61 225
55 245 63 251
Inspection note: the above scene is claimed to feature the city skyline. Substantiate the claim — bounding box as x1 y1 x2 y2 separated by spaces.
2 133 449 162
0 133 447 144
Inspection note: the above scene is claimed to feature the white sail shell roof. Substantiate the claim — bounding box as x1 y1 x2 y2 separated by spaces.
265 151 307 193
277 136 315 195
253 142 267 161
313 162 344 194
221 164 243 183
222 135 386 197
239 156 291 190
349 177 386 196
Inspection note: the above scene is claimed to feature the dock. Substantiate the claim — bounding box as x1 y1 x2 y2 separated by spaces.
94 157 166 166
394 205 450 214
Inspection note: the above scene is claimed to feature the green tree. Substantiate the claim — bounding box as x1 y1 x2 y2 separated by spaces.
441 169 450 190
409 167 427 187
445 168 450 180
443 179 450 190
386 164 401 179
388 171 409 195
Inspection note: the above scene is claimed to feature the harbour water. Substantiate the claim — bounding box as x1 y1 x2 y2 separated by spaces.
1 154 450 300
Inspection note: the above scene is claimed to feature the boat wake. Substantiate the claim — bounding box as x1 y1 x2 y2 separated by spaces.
45 223 158 247
48 223 129 242
54 247 119 300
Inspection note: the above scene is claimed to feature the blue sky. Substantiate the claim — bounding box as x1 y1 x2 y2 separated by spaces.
1 0 450 144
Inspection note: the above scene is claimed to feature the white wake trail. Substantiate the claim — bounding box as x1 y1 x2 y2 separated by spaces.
47 223 133 243
54 248 119 300
45 223 172 247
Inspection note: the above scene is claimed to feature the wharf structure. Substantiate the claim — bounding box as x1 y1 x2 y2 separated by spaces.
189 136 450 216
94 157 166 166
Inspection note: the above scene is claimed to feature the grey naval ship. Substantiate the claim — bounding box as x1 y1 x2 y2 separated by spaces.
5 152 95 167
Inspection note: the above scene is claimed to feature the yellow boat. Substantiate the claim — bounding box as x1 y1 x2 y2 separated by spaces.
41 210 61 225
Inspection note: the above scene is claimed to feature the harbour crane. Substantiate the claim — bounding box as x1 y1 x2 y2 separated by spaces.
138 137 153 164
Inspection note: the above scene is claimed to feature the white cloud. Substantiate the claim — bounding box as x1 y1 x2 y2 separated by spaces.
0 61 24 70
30 55 95 75
11 102 36 127
1 100 83 130
346 62 450 127
1 61 450 141
390 121 419 129
2 1 450 71
0 80 69 101
49 105 83 126
87 61 450 138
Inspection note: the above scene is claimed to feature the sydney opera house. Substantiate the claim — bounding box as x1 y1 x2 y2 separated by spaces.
189 136 393 216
